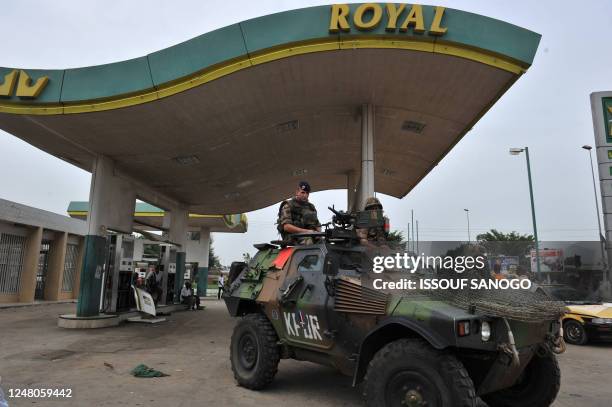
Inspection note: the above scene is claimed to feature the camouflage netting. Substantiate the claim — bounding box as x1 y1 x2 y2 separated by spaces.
425 273 566 323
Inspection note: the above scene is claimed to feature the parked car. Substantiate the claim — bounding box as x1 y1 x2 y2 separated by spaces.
535 284 612 345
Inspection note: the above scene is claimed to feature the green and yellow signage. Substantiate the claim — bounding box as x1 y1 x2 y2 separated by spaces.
0 69 49 99
604 97 612 143
329 3 447 35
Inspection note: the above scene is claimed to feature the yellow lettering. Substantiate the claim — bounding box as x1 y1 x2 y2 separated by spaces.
354 3 383 30
385 3 406 31
400 5 425 33
329 4 350 33
0 70 18 97
429 6 448 36
15 70 49 98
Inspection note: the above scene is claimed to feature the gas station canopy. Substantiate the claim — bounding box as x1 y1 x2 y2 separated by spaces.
67 201 247 233
0 4 540 213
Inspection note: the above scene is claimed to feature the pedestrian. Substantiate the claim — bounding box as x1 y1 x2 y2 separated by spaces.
217 274 225 299
180 281 200 310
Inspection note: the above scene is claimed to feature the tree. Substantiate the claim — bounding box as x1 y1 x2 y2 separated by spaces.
386 230 404 243
476 229 534 243
208 237 222 270
386 230 407 250
476 229 535 271
476 229 534 256
143 243 160 258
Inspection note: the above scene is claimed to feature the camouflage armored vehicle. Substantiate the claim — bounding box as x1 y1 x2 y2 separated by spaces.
223 208 565 407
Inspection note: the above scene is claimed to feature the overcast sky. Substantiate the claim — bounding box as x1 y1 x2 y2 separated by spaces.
1 0 611 265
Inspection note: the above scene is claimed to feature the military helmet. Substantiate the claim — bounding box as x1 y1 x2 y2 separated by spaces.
364 197 382 210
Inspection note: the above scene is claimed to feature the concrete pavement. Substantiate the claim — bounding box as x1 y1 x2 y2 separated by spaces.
0 301 610 407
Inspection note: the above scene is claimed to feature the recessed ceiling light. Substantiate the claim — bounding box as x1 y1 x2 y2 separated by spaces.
172 155 200 165
276 120 299 133
292 169 308 176
237 180 254 188
224 192 240 199
402 120 425 134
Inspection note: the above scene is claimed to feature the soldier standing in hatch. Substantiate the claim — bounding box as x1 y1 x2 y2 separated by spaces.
356 197 389 246
277 181 321 245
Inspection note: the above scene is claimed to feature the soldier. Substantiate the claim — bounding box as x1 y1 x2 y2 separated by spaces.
277 181 321 244
356 197 389 246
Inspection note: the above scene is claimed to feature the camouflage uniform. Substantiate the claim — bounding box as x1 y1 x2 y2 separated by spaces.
356 197 388 244
278 198 320 244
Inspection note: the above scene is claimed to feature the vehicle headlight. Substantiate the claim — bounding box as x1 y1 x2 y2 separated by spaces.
481 321 491 341
591 318 612 324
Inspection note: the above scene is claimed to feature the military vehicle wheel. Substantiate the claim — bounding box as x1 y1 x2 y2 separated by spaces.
563 319 588 345
230 313 280 390
482 353 560 407
363 339 477 407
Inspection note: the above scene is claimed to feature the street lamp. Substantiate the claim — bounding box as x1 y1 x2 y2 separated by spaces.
464 208 471 244
582 145 608 284
510 147 541 274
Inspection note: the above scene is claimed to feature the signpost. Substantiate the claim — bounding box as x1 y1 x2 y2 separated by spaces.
589 92 612 292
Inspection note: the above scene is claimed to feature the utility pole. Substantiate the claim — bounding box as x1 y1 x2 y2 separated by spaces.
411 210 415 253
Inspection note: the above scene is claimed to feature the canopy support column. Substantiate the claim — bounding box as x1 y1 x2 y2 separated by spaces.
76 156 135 317
358 104 375 210
169 207 188 303
196 228 211 298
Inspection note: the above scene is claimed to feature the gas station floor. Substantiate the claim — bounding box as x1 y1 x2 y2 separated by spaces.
0 301 611 407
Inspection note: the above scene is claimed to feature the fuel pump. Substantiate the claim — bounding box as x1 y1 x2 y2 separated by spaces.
100 234 135 313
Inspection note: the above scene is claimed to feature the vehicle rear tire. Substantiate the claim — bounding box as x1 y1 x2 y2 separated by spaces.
363 338 477 407
230 313 280 389
563 319 588 345
482 353 560 407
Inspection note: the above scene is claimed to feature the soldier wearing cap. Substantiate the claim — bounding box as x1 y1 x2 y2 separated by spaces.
277 181 321 244
357 197 389 245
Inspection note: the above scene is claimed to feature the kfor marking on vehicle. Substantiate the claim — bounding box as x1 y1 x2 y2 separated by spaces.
283 311 323 341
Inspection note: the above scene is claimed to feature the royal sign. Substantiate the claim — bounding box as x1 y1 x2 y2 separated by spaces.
329 3 447 36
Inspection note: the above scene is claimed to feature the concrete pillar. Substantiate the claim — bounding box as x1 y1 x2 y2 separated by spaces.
72 236 85 300
19 226 42 303
169 207 188 303
359 104 375 210
76 156 136 317
44 232 68 301
159 245 170 305
197 228 211 297
108 234 123 313
133 238 144 261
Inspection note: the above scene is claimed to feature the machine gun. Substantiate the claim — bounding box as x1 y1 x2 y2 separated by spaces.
279 206 388 246
328 206 356 228
325 206 387 243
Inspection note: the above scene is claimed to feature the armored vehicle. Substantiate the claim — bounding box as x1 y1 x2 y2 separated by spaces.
223 208 565 407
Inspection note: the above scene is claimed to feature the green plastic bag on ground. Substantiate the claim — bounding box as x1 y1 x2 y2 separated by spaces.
130 364 169 378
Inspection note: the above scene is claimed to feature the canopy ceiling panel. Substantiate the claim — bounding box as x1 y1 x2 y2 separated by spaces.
0 4 540 213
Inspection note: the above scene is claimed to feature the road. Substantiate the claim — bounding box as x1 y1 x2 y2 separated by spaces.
0 301 610 406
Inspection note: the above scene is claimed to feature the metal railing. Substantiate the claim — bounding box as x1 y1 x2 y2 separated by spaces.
0 233 26 294
62 244 79 292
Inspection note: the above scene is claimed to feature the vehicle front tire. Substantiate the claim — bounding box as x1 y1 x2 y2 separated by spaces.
230 313 280 389
363 338 477 407
563 319 588 345
482 353 560 407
